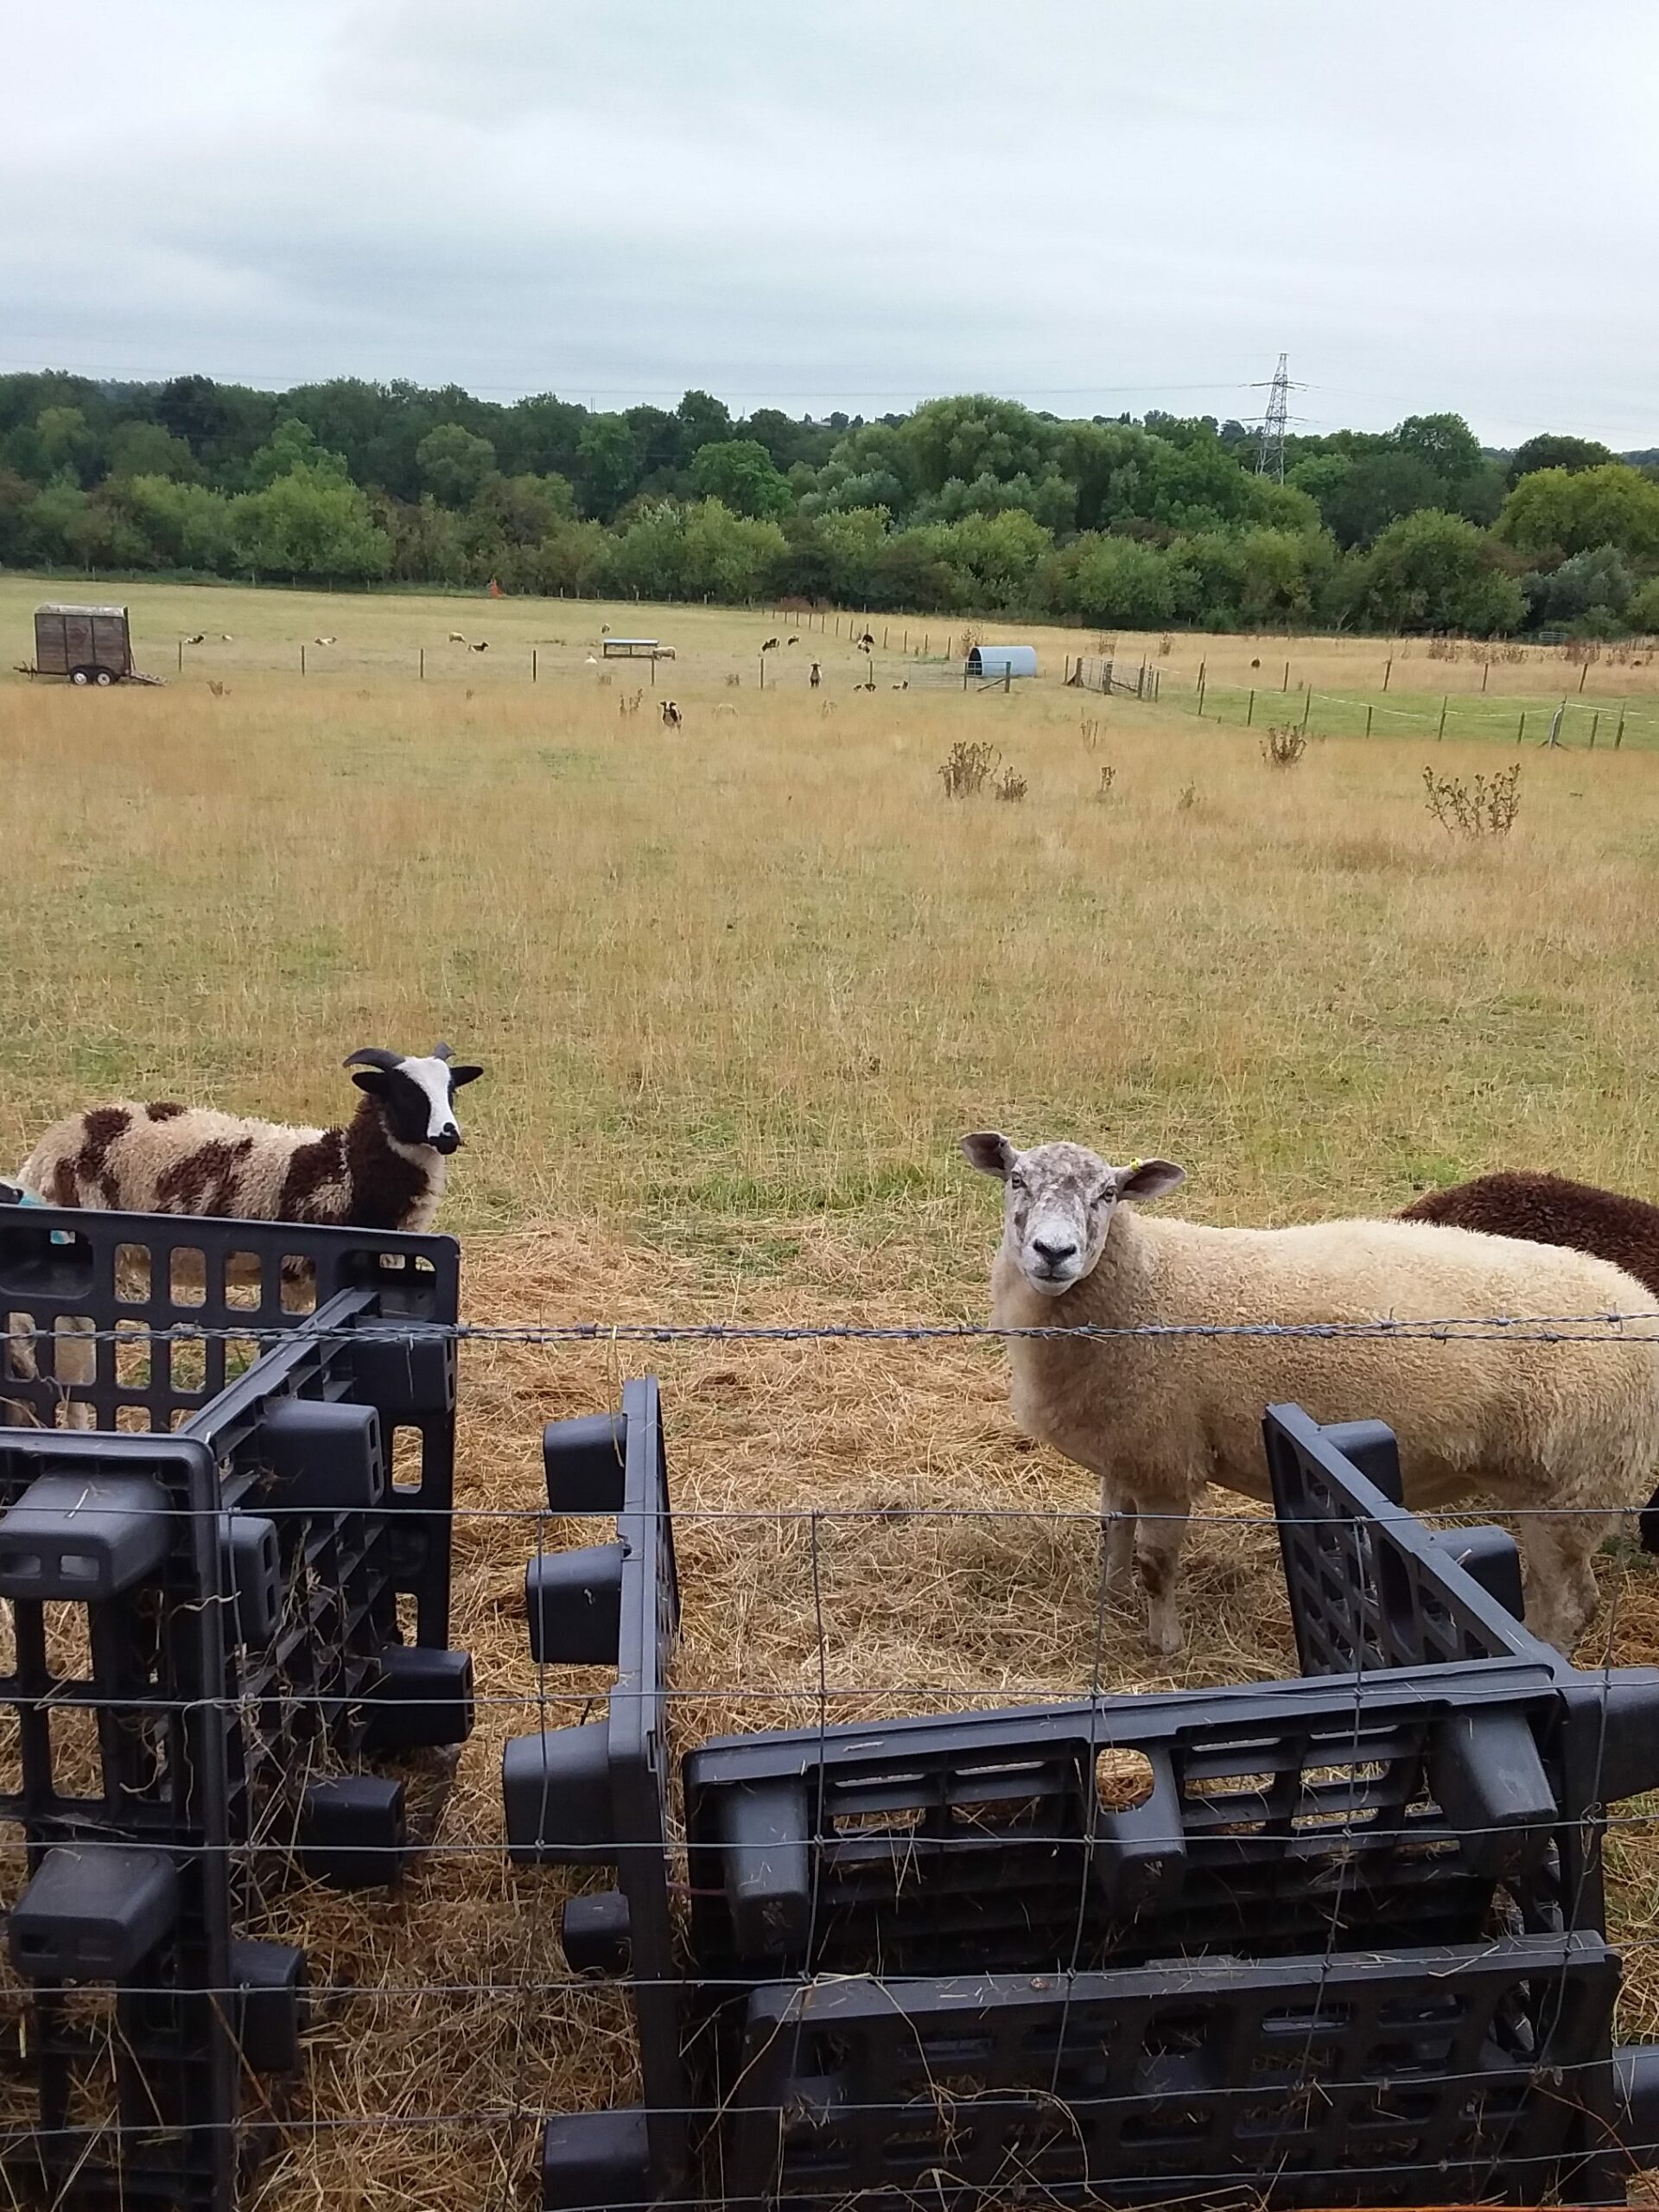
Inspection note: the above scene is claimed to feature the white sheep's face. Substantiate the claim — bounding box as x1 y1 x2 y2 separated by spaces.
961 1135 1186 1298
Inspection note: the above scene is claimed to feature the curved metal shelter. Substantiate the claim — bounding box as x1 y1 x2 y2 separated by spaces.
966 644 1038 678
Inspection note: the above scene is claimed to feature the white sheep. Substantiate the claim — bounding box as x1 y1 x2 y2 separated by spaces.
963 1133 1659 1657
17 1046 483 1234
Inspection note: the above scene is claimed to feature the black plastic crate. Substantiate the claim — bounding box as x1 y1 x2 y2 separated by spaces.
0 1207 471 2206
0 1427 253 2208
0 1205 473 1843
0 1201 456 1437
1267 1403 1659 1877
181 1291 473 1880
499 1376 688 2212
719 1933 1628 2209
682 1658 1620 1987
1266 1403 1558 1677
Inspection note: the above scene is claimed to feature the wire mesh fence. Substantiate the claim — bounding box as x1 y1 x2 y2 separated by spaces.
8 1202 1659 2207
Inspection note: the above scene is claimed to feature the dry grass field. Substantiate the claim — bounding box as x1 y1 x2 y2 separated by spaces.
6 574 1659 2204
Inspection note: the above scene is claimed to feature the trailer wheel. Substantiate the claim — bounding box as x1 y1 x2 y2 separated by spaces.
69 666 92 686
92 669 116 687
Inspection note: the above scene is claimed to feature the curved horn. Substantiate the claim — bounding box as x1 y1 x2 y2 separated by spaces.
431 1041 454 1062
343 1047 403 1072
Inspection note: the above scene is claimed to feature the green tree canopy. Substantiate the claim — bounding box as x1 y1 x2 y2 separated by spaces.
1495 464 1659 566
1507 433 1616 487
246 416 352 489
688 438 793 518
574 416 639 520
673 389 734 460
1353 511 1524 633
107 421 200 482
1043 534 1176 626
231 465 391 580
35 405 99 481
415 422 499 507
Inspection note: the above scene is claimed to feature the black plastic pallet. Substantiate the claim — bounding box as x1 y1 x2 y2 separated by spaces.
720 1933 1629 2209
496 1383 1659 2208
0 1199 457 1434
681 1648 1659 1986
0 1426 290 2208
1266 1402 1560 1677
0 1205 474 2207
499 1377 687 2211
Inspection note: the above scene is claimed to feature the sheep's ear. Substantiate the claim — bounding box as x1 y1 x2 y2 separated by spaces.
1115 1158 1185 1204
449 1064 484 1087
350 1069 390 1097
962 1132 1017 1179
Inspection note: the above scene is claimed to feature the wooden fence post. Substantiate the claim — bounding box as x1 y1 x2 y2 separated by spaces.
1282 659 1290 691
419 647 424 680
1365 704 1374 736
1382 657 1392 692
1246 689 1255 727
1517 710 1527 744
1301 689 1312 731
1438 696 1447 741
1483 661 1490 692
301 644 306 676
1579 660 1589 694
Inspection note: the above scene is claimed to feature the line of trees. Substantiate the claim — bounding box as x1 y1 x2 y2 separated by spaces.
3 372 1657 637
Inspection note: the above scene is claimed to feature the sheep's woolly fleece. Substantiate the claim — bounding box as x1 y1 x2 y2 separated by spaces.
983 1154 1659 1653
16 1095 448 1232
1403 1168 1659 1300
994 1205 1659 1515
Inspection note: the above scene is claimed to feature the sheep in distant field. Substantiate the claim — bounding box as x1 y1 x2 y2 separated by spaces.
469 640 489 653
219 632 234 642
314 635 336 646
810 662 822 689
761 637 779 652
787 636 800 645
183 632 206 646
661 699 682 728
448 631 468 644
963 1132 1659 1657
17 1046 484 1236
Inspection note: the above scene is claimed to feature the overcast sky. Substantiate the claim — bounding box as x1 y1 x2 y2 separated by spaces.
5 0 1656 446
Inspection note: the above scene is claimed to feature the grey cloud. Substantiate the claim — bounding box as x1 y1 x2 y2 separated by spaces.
2 0 1656 442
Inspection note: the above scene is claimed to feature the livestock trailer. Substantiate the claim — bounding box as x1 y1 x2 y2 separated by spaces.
27 602 157 686
965 642 1038 678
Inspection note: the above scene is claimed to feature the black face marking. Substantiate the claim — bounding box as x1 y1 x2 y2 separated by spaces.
380 1066 456 1148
